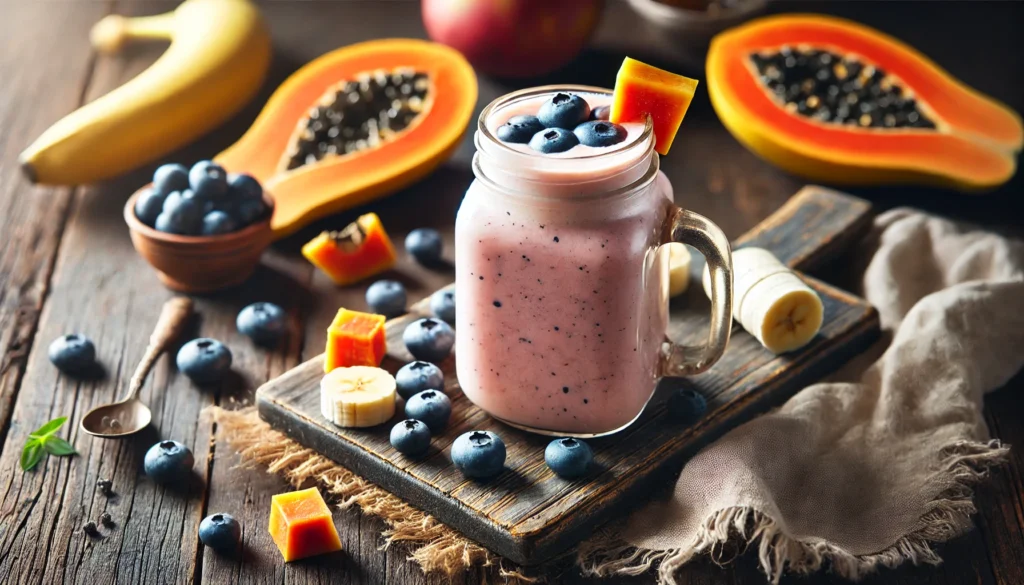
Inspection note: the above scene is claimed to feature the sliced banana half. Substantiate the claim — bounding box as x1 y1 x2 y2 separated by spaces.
703 247 823 354
321 366 397 428
667 242 692 297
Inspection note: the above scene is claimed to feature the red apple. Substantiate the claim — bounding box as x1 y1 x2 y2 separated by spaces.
422 0 604 78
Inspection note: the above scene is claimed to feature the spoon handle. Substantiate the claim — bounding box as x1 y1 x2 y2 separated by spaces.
123 296 193 402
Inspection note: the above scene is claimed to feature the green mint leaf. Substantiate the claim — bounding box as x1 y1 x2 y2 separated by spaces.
42 437 77 456
34 417 68 438
21 441 44 471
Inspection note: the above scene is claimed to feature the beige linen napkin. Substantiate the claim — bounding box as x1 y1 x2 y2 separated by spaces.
581 208 1024 583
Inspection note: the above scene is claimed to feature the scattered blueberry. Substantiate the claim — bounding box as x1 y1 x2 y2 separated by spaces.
96 478 113 496
529 128 579 154
48 334 96 373
135 187 167 226
395 361 444 400
404 390 452 432
452 431 506 479
537 92 591 129
234 198 266 226
236 302 287 346
82 521 98 536
667 387 707 425
365 280 407 318
403 318 454 363
574 120 627 147
158 190 204 234
176 338 232 384
390 419 432 456
144 440 194 484
199 513 241 551
189 160 229 200
545 437 594 479
200 211 237 236
590 105 611 121
405 228 443 264
496 115 545 144
430 289 456 325
227 173 262 201
153 163 190 195
99 512 113 526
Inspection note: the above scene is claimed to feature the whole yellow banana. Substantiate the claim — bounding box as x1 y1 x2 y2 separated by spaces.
20 0 270 185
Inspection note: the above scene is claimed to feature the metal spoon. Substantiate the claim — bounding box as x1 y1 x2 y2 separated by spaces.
81 296 193 438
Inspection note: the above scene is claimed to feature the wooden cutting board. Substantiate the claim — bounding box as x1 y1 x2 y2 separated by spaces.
256 186 880 566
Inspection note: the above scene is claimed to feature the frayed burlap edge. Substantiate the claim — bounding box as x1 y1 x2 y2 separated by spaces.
205 406 536 583
578 439 1008 584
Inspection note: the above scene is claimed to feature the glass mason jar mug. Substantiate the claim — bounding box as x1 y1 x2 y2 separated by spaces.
454 85 733 437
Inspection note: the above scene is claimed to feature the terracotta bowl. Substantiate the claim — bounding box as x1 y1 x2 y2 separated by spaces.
124 185 275 293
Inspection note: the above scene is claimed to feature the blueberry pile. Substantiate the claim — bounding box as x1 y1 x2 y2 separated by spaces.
496 93 626 154
135 161 269 236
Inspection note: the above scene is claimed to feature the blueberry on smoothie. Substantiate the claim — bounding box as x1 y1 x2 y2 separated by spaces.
537 92 591 129
153 163 190 195
574 121 627 147
496 115 545 144
404 389 452 432
395 360 444 399
201 210 237 235
545 437 594 479
390 419 432 456
403 318 454 363
176 338 232 384
405 228 443 264
667 387 707 425
226 173 262 202
48 334 96 373
430 289 456 324
199 513 241 551
189 160 229 200
135 187 167 226
144 440 194 483
529 128 579 154
365 280 407 318
236 302 287 345
590 105 611 121
452 431 506 479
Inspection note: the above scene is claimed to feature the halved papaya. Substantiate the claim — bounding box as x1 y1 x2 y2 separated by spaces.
216 39 477 237
707 14 1023 191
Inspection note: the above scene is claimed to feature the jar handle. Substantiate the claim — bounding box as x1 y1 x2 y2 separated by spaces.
660 206 733 376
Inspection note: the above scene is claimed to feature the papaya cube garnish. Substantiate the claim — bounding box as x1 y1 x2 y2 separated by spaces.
302 212 397 286
610 57 698 155
325 308 387 372
268 487 342 562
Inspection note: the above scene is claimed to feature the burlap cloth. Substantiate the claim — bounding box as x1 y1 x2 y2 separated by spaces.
210 208 1024 583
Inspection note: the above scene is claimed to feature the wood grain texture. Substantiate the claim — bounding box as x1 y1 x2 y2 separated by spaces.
258 188 880 565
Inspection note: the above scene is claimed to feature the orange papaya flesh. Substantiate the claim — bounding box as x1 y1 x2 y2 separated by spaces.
706 14 1023 191
268 487 341 562
215 39 477 238
325 308 386 373
610 58 698 155
302 213 397 286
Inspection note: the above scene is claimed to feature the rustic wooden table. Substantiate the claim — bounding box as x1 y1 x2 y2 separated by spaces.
1 1 1022 584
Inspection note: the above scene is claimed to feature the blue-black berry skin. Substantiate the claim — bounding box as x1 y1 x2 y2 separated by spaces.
573 121 627 147
201 211 237 235
452 431 506 479
176 338 232 384
390 419 432 456
227 173 262 201
430 289 456 325
153 163 190 196
529 128 579 154
667 387 707 425
395 361 444 400
159 190 204 235
537 93 591 129
234 198 266 226
236 302 287 345
544 437 594 479
48 334 96 373
496 115 545 144
199 513 241 551
144 440 194 484
402 318 455 363
404 390 452 433
135 187 167 226
365 280 407 318
189 160 229 200
405 228 443 264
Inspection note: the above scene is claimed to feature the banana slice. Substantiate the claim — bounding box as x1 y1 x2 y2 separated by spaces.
320 366 397 428
667 243 692 297
703 247 823 354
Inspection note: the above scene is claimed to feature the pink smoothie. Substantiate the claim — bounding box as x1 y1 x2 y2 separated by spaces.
455 89 675 435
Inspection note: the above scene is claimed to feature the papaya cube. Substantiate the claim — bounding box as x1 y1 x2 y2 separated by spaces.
302 213 397 286
268 487 342 562
325 308 387 372
611 57 699 155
